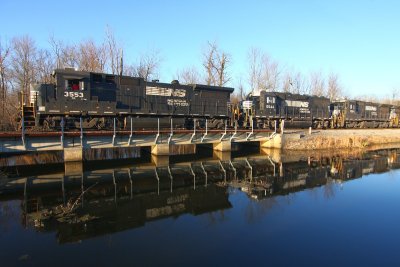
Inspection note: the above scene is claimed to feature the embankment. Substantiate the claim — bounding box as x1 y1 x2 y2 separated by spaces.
283 129 400 150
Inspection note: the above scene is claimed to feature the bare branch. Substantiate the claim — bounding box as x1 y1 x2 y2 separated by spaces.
327 72 342 101
247 47 280 95
176 66 201 84
202 41 231 86
11 35 37 101
309 71 326 97
130 49 162 81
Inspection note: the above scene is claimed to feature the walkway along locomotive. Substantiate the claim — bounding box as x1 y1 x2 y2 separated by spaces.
21 68 234 130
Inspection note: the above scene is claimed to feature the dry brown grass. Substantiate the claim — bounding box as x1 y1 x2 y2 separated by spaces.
283 129 400 150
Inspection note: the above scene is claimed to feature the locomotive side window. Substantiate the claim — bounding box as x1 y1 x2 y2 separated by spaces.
65 79 81 90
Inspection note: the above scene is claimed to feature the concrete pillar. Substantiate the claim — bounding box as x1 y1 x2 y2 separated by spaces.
64 147 83 162
213 141 231 152
151 144 170 155
260 134 282 149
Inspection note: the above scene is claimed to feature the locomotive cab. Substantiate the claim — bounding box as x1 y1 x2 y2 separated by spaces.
259 91 278 117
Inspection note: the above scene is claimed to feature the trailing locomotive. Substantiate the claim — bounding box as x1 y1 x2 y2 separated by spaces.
329 99 399 128
22 68 234 130
237 92 399 129
238 91 331 129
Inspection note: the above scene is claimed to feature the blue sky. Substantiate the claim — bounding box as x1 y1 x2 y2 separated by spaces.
1 0 399 98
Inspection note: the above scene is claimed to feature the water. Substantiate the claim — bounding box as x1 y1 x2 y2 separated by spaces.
1 149 400 266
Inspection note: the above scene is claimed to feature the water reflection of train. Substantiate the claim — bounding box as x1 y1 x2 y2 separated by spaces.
1 148 400 243
231 148 400 200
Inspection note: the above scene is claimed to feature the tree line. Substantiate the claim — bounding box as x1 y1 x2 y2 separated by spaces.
0 29 398 129
0 28 162 128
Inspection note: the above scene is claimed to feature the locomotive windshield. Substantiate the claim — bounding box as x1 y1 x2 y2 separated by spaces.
65 79 84 91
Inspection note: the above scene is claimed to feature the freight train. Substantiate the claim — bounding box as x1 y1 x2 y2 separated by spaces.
20 68 400 130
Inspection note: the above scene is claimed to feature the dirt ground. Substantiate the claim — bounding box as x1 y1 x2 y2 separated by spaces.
283 128 400 150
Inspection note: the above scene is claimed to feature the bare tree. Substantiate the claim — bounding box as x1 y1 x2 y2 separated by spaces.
216 51 231 86
260 54 280 91
309 71 326 97
61 44 79 69
202 41 231 86
327 73 342 101
235 77 247 101
281 71 293 93
104 26 124 75
131 49 162 81
0 38 11 117
292 71 310 95
176 66 201 84
247 47 280 95
49 34 63 69
49 35 80 69
247 47 262 94
122 63 136 77
11 35 37 104
78 39 106 72
203 41 217 86
36 49 55 84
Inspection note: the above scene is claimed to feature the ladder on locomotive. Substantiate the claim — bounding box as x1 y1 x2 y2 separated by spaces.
19 91 37 129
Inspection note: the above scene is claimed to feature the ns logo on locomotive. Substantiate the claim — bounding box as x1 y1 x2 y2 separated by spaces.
19 68 399 131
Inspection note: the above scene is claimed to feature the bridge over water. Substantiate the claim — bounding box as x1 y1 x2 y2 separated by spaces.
0 122 284 162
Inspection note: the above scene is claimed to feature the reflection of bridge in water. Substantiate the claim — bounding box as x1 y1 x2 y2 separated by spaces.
1 148 400 243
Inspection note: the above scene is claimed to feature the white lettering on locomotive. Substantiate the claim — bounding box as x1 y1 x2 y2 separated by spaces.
266 96 275 104
365 105 377 111
285 100 309 108
299 108 311 114
146 86 186 98
64 91 84 99
167 99 189 107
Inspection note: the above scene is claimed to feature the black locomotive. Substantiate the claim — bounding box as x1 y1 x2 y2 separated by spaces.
237 92 399 129
329 99 399 128
23 68 233 130
240 91 331 129
20 68 399 131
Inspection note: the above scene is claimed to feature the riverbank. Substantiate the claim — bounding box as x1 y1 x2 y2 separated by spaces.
283 129 400 150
